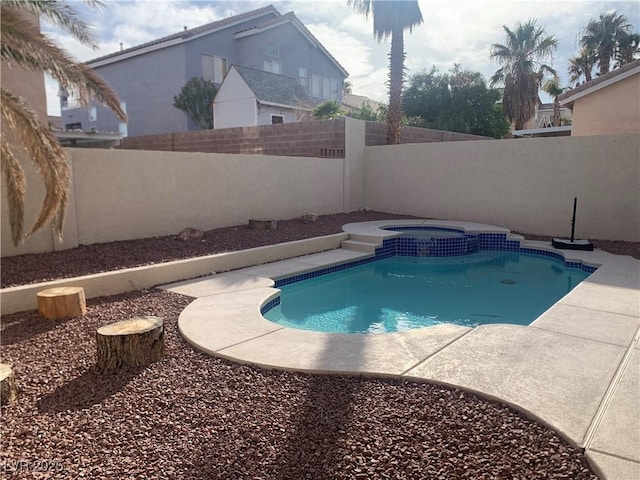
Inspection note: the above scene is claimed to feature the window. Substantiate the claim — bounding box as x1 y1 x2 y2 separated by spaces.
271 115 284 124
311 74 321 97
65 122 81 130
213 56 227 83
202 55 227 83
89 107 97 122
265 43 279 57
330 78 339 101
263 59 281 74
322 77 331 99
298 67 308 90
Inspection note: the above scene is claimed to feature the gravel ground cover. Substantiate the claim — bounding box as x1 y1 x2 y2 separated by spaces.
1 290 597 479
2 211 637 288
2 211 634 478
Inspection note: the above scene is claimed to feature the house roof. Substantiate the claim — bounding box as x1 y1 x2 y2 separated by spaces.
558 59 640 107
234 12 348 77
341 93 382 110
233 65 315 110
87 5 280 66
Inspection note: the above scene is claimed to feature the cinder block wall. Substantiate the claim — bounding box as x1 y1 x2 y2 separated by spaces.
364 122 490 145
119 119 347 158
118 119 490 157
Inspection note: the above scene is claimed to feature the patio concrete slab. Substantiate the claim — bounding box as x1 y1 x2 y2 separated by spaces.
404 324 626 445
161 272 274 298
216 323 471 376
292 249 370 266
531 303 639 347
587 451 640 480
235 259 318 279
178 287 283 353
174 220 639 480
589 349 640 462
559 275 640 318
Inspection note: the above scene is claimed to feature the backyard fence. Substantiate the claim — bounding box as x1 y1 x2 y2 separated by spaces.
118 118 489 157
1 119 637 257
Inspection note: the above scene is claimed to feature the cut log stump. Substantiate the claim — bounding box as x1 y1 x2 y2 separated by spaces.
249 218 277 230
37 286 86 319
96 316 164 370
0 363 18 405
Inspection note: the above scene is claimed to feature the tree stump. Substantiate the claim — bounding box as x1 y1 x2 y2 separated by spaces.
249 218 277 230
37 286 86 319
96 316 164 369
0 363 18 405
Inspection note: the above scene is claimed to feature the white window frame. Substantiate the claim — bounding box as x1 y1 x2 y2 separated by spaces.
311 74 322 98
271 114 284 124
263 59 281 74
213 56 227 83
265 43 279 58
202 54 227 83
298 67 308 90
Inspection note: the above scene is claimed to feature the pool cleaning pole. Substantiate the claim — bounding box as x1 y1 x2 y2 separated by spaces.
570 197 577 243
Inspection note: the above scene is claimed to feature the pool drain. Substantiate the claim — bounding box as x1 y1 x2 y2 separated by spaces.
500 279 516 285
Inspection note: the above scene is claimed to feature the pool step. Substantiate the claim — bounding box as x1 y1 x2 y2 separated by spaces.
341 240 377 253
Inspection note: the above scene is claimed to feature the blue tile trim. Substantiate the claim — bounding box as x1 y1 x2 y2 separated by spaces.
260 296 280 315
272 231 598 288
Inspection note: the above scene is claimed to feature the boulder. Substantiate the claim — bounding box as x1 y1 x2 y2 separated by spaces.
176 227 204 242
301 212 318 223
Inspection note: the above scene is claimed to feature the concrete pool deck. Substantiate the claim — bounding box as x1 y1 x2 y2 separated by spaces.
167 220 639 480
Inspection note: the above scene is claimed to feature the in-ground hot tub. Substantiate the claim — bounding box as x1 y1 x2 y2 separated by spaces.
384 226 480 257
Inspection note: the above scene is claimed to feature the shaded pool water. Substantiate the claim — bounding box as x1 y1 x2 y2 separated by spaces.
263 251 591 334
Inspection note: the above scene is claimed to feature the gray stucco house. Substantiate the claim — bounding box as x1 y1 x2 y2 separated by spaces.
61 4 348 136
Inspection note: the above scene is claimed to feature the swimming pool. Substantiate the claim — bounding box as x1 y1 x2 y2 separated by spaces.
263 237 594 334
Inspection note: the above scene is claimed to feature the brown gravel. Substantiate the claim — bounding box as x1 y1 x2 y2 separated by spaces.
1 290 597 479
2 211 638 288
0 210 633 477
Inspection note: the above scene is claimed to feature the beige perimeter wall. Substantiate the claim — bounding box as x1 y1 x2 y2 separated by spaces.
2 130 638 256
1 149 345 256
364 134 639 242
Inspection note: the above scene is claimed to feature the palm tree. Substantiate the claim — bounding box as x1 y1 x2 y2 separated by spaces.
1 0 126 246
615 31 640 68
348 0 423 144
542 78 564 127
581 11 633 76
568 47 596 86
490 20 558 131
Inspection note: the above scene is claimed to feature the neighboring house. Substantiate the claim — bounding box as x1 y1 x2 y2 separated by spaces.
528 102 572 129
558 59 640 136
341 93 383 114
61 5 348 136
214 66 313 129
511 98 573 138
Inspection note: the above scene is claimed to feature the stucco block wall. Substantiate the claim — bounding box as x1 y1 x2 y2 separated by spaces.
67 149 343 246
571 74 640 136
364 134 639 241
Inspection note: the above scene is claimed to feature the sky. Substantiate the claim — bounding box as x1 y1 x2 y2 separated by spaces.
43 0 640 116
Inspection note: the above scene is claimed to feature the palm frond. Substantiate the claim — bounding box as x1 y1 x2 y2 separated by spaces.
0 87 70 241
1 8 126 120
2 0 102 47
0 137 27 245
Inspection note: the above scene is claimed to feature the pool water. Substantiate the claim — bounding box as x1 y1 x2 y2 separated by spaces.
263 251 591 334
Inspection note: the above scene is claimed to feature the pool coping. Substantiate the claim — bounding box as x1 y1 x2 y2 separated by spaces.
170 220 640 480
